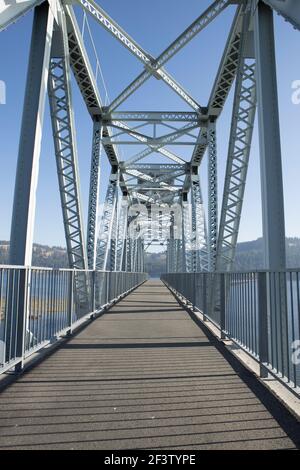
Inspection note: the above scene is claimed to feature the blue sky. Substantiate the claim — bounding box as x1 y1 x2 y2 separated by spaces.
0 0 300 249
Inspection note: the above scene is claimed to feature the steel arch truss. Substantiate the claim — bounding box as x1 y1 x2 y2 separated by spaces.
207 121 218 271
48 12 87 272
87 119 102 269
216 10 256 272
115 197 129 272
96 173 118 271
3 0 296 281
191 175 209 272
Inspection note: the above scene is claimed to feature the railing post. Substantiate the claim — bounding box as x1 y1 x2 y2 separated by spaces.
14 268 29 373
67 270 74 335
106 272 109 305
258 271 269 378
220 273 226 340
203 274 207 321
192 273 196 310
90 270 96 317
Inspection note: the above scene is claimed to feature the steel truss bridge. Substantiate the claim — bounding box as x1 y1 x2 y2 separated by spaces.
0 0 300 450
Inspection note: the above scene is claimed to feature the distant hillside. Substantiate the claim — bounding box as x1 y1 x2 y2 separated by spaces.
0 241 68 268
234 237 300 270
1 237 300 274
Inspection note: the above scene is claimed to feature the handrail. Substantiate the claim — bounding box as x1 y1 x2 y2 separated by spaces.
0 267 148 374
161 271 300 397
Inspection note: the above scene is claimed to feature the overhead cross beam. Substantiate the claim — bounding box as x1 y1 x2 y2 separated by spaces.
262 0 300 30
4 0 297 282
77 0 201 111
0 0 44 32
103 123 199 146
102 111 201 123
77 0 232 112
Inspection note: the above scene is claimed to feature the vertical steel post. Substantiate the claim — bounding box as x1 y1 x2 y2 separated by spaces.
7 5 54 365
203 274 207 322
14 268 29 372
254 1 288 376
180 198 187 273
208 119 218 272
192 272 197 310
87 119 103 270
67 270 74 335
220 273 226 340
258 271 269 378
91 270 96 316
9 3 54 265
254 2 286 270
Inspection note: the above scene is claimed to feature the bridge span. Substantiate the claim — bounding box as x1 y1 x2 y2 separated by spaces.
1 0 300 451
0 280 299 450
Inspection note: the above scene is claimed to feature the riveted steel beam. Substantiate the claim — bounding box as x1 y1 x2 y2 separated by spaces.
48 8 87 272
207 120 218 271
87 119 102 269
216 11 256 272
10 2 54 266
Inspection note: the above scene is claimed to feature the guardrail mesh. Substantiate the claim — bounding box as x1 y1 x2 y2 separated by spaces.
0 267 147 373
161 271 300 395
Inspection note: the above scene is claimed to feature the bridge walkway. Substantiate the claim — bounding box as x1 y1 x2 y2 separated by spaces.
0 280 299 450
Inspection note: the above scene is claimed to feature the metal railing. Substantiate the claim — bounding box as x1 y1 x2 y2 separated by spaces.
161 271 300 395
0 266 147 374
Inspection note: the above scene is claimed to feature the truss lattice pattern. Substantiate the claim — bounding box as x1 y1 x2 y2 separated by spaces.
48 57 87 271
2 0 295 282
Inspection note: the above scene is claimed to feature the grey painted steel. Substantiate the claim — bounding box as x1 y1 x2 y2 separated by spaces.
262 0 300 30
191 128 208 167
216 9 256 272
9 2 54 266
3 1 300 272
162 271 300 396
87 119 102 270
102 122 199 147
180 200 187 272
183 127 208 194
79 0 201 111
107 0 231 112
258 271 268 378
254 1 286 270
48 9 87 272
207 120 218 271
1 280 299 450
0 0 43 32
3 1 300 415
96 173 118 271
65 5 125 189
65 5 102 117
0 266 147 374
125 143 186 167
103 111 200 122
115 197 129 272
191 174 209 272
114 121 185 166
182 199 193 273
254 3 289 379
208 5 243 115
109 187 119 272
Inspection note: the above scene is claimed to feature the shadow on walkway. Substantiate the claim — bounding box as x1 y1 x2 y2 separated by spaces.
0 280 299 450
